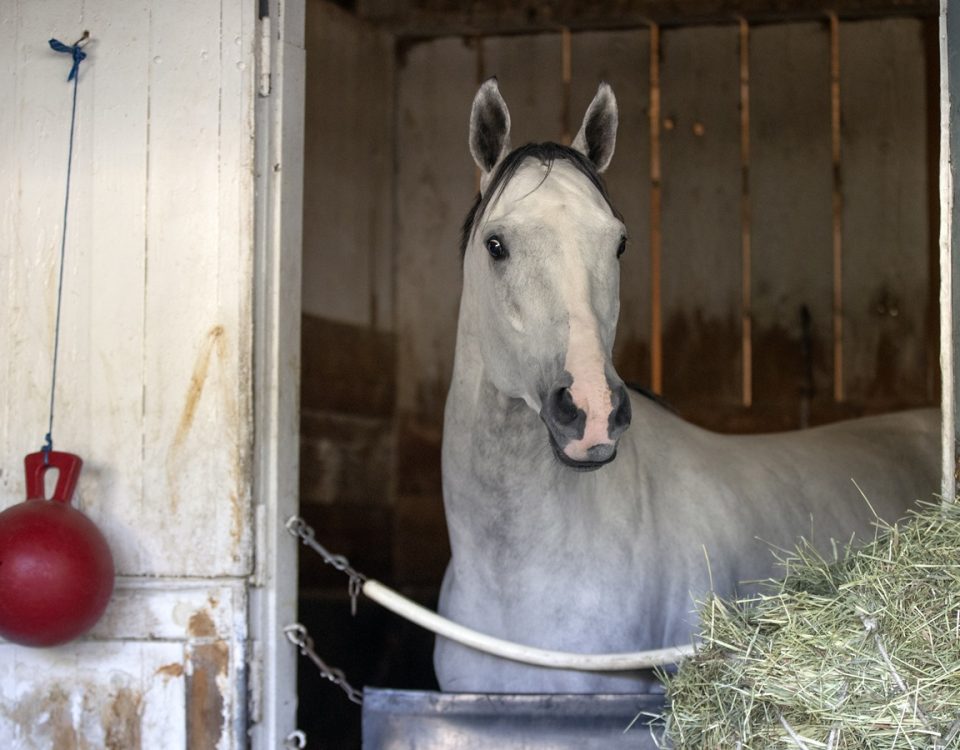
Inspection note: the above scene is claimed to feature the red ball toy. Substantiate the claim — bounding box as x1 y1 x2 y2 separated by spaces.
0 451 114 647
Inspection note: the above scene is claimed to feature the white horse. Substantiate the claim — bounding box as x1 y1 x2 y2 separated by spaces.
434 78 939 693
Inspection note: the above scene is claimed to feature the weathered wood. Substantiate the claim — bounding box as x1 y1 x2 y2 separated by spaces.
841 18 929 407
140 0 255 578
941 0 959 501
660 25 742 423
301 314 397 417
302 1 395 329
482 33 565 145
750 22 833 426
0 642 188 748
394 36 475 422
0 0 264 746
0 581 249 748
356 0 937 37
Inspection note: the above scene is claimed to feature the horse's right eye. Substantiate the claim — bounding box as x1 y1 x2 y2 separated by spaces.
485 236 508 261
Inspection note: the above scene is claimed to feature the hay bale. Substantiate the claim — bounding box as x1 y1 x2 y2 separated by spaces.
662 502 960 749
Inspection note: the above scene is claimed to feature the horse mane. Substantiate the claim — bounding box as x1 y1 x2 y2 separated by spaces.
460 142 622 256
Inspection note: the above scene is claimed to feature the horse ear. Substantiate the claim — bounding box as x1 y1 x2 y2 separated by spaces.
470 78 512 186
572 82 618 173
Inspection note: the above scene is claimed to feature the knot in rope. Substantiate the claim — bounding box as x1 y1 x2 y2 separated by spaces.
49 35 88 81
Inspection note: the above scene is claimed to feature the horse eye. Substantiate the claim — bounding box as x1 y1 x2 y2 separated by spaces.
617 237 627 259
486 236 508 260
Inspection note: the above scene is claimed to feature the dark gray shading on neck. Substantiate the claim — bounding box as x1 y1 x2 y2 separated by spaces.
460 142 623 257
625 382 678 414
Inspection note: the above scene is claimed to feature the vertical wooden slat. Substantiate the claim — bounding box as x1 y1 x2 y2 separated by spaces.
82 1 151 572
561 27 572 144
841 18 929 408
660 25 741 426
830 12 845 403
141 0 255 576
302 3 395 330
649 24 663 394
941 0 960 501
739 18 753 408
483 33 564 144
925 19 942 410
395 38 475 421
750 22 832 428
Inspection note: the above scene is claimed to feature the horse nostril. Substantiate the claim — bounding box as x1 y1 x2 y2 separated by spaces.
550 387 580 426
609 385 632 438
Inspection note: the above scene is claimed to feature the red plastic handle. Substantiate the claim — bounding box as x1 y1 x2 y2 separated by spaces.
24 451 83 503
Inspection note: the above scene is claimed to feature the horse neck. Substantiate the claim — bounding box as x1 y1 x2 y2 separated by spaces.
442 304 626 536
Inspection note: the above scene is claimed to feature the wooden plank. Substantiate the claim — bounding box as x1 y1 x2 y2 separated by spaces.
750 22 833 426
570 29 653 389
1 0 75 501
357 0 938 37
394 37 476 421
73 1 151 574
0 641 188 748
302 2 395 329
943 0 960 501
140 0 254 577
840 18 929 407
482 33 565 146
660 24 742 424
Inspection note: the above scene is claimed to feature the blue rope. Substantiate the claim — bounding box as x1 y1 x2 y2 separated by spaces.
43 35 88 463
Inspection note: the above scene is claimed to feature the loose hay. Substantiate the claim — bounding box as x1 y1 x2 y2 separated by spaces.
661 502 960 749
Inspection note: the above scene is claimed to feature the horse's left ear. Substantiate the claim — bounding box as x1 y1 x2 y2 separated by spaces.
572 82 618 173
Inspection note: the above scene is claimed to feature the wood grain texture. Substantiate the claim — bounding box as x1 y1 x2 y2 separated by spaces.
841 18 929 406
660 24 742 419
750 22 833 421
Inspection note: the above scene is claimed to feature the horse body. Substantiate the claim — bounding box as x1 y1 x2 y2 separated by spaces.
434 79 939 693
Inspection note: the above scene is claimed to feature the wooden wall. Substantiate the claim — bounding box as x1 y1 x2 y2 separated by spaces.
0 1 258 746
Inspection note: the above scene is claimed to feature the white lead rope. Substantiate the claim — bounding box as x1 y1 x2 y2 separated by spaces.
362 579 696 671
287 515 695 672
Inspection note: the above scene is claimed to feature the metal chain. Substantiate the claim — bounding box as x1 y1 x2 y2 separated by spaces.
283 517 368 708
284 623 364 705
283 729 307 749
286 515 367 615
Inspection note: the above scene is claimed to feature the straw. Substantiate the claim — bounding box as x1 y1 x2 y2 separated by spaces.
661 502 960 749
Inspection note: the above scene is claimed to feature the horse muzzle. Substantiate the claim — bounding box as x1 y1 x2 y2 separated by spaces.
540 379 631 471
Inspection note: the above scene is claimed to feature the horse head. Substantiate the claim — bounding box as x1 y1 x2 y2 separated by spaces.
461 78 631 471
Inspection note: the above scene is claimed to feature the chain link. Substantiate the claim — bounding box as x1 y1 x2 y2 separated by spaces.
283 516 368 707
283 729 307 749
284 623 364 705
286 515 367 615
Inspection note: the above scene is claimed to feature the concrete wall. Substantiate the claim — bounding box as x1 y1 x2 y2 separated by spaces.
0 1 258 746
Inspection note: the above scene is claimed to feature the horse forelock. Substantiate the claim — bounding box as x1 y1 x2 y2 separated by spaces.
459 142 622 257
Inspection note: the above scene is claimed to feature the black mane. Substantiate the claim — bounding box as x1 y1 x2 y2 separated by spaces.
460 142 622 256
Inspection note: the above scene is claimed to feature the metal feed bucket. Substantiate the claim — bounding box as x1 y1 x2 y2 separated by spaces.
362 689 667 749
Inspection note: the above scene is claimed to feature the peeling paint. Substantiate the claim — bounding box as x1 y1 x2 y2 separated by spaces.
102 688 144 750
155 662 186 681
186 642 229 749
1 682 143 750
188 609 218 639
